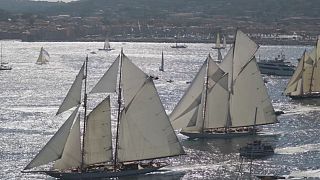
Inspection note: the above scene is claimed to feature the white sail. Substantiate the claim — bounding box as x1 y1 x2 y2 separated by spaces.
230 57 277 127
220 30 276 127
90 56 120 94
170 55 227 130
284 51 307 95
56 62 85 115
215 33 221 48
121 54 149 107
118 78 184 162
36 47 50 64
24 106 80 170
84 96 113 165
104 39 111 49
169 58 207 129
220 46 234 89
204 73 229 129
232 30 259 82
159 51 164 71
223 35 227 48
308 39 320 92
54 114 81 170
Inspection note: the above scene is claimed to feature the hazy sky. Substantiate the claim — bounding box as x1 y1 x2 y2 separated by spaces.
32 0 77 2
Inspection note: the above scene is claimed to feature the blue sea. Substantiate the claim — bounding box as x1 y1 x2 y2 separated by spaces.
0 41 319 179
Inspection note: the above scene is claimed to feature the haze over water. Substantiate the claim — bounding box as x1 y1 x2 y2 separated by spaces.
0 41 319 179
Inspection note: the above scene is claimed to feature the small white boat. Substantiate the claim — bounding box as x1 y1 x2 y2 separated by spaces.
171 43 187 48
171 35 187 48
0 43 12 70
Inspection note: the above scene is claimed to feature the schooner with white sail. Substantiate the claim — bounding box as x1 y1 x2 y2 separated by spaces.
36 47 49 65
170 30 277 138
23 50 185 178
284 38 320 99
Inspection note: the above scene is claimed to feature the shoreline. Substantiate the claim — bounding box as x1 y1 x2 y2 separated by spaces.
6 37 315 46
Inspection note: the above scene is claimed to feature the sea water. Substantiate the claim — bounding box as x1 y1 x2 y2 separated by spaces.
0 41 318 179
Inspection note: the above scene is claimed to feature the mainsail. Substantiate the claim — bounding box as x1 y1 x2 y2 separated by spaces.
84 96 113 166
170 55 227 131
36 47 50 65
118 53 184 162
221 30 276 127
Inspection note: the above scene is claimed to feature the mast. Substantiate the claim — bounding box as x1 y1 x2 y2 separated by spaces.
309 40 319 94
114 49 123 170
252 107 258 133
225 30 237 131
201 56 210 132
81 55 89 171
301 50 306 95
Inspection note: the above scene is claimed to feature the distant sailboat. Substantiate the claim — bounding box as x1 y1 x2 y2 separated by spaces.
99 38 114 51
159 51 164 71
0 43 12 70
284 37 320 99
23 50 184 179
171 35 187 48
170 30 277 138
212 33 226 63
36 47 49 65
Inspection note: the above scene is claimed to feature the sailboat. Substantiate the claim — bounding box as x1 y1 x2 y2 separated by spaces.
159 51 164 71
22 50 185 179
284 37 320 99
212 33 226 63
98 38 114 51
36 47 49 65
0 43 12 70
169 30 277 138
171 35 187 48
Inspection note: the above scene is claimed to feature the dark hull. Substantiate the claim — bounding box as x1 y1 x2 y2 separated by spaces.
288 93 320 100
23 164 167 180
180 131 265 139
46 166 164 179
98 48 114 51
171 45 187 48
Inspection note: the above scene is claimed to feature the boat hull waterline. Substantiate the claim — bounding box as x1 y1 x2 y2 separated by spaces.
180 131 271 139
24 165 166 179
